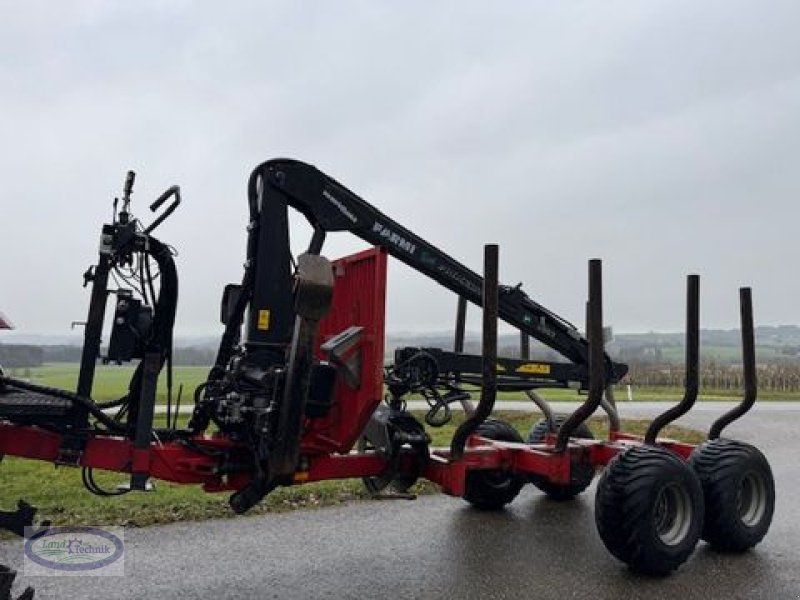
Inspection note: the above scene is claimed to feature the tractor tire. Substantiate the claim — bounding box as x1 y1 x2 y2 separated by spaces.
462 419 525 510
526 416 595 500
688 438 774 552
595 445 703 575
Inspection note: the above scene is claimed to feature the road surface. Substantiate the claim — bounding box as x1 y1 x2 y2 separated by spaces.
1 402 798 599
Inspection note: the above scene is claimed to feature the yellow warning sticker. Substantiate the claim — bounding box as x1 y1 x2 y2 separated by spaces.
516 363 551 375
257 309 271 330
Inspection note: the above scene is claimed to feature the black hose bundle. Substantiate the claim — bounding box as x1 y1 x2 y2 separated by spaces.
118 235 179 428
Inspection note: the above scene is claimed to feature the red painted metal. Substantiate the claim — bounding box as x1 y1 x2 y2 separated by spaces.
303 246 388 455
294 454 387 483
0 247 391 496
0 422 233 486
610 431 696 460
424 432 699 497
0 420 699 500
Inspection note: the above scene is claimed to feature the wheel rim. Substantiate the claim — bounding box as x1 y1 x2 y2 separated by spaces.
737 470 768 527
654 482 692 546
357 437 393 494
483 470 511 490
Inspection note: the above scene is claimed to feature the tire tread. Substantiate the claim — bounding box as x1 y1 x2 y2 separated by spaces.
463 419 525 510
689 438 774 552
595 445 703 574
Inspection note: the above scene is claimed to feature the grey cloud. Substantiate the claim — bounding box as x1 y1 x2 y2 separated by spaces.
1 0 799 338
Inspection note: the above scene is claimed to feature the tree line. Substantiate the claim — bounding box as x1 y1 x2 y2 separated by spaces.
0 344 216 367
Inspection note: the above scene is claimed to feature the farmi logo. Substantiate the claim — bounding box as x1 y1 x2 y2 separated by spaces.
372 222 416 254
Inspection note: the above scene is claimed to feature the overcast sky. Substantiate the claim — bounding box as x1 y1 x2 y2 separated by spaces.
2 1 799 341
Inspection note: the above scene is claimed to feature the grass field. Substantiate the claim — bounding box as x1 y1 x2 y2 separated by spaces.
5 363 799 403
0 411 704 533
4 363 209 403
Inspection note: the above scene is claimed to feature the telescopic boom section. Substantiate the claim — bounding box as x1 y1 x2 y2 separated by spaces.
247 159 627 385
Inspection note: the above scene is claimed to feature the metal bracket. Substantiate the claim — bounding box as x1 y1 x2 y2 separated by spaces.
320 326 363 389
55 434 85 466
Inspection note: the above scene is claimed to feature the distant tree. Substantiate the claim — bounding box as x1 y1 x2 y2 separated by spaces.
0 344 44 368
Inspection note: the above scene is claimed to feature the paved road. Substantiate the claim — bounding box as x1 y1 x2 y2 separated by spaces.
1 404 798 599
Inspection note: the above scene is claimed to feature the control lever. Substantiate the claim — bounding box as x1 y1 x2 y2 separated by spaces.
123 170 135 199
119 170 136 224
144 185 181 234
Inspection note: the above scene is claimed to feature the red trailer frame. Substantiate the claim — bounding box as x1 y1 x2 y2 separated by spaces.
0 247 696 501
